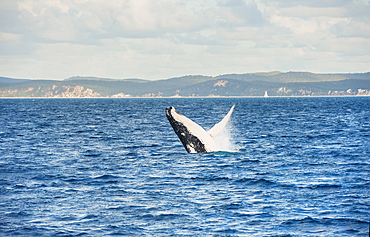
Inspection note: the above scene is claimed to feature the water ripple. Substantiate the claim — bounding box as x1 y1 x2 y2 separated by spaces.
0 97 369 236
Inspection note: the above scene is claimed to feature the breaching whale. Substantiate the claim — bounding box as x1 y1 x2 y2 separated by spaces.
166 105 235 153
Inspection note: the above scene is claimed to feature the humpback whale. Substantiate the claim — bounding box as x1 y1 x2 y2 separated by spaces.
166 105 235 153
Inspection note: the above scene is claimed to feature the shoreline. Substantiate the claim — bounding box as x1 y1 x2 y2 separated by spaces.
1 95 369 99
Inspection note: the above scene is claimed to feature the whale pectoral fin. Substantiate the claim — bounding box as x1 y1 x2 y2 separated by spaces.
208 105 235 137
166 106 217 153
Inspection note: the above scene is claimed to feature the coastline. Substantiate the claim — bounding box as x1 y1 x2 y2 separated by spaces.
1 95 369 99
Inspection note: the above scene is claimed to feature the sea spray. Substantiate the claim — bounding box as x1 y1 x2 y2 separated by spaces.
213 120 238 152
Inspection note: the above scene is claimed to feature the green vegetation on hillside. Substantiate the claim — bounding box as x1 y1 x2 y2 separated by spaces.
1 72 369 97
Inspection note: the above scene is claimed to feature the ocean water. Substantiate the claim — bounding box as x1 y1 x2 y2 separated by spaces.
0 97 369 236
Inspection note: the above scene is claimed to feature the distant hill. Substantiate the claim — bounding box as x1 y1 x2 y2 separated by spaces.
123 79 148 82
64 76 148 82
216 72 370 83
0 77 30 83
65 76 148 82
1 72 369 97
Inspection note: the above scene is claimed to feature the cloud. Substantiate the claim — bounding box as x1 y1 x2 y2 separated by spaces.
265 0 352 8
116 1 196 32
274 6 347 18
330 20 370 38
0 32 22 41
1 0 200 43
0 0 369 79
1 0 267 43
216 0 265 26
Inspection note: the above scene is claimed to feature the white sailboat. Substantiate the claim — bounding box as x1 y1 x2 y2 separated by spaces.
264 91 268 97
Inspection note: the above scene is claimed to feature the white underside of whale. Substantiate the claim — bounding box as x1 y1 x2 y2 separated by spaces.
169 105 235 153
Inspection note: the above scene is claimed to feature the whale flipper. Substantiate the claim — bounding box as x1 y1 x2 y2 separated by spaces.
208 105 235 137
166 105 235 153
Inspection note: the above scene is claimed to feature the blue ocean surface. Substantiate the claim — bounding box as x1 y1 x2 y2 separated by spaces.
0 97 369 236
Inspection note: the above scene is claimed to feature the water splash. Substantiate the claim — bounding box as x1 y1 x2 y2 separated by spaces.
213 121 238 152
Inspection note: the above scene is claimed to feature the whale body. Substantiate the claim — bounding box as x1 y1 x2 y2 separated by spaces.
165 105 235 153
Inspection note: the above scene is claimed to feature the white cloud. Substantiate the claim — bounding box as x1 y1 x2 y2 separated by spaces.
216 0 265 26
117 0 195 32
0 32 22 41
0 0 369 79
275 6 347 18
330 20 370 38
264 0 352 8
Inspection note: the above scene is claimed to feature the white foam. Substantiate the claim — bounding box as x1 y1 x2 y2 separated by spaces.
213 121 238 152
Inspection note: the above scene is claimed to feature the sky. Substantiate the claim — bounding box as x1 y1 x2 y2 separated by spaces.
0 0 369 80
